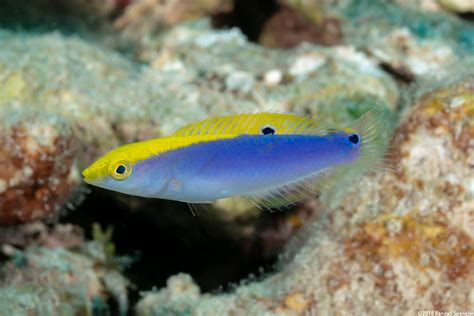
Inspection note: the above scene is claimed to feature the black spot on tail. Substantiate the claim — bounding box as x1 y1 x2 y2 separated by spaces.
348 134 360 144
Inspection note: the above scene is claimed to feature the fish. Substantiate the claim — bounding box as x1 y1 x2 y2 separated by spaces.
82 109 390 209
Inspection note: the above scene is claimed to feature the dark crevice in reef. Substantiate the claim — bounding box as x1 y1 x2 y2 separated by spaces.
457 12 474 22
63 188 278 309
213 0 344 48
212 0 279 42
379 62 416 84
1 0 126 26
0 0 96 34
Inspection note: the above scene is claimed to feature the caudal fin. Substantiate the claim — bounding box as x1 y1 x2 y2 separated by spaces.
352 105 394 173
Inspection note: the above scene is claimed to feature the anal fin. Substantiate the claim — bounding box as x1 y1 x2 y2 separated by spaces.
241 169 335 210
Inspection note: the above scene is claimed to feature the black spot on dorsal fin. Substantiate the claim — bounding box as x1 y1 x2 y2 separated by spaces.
261 125 276 135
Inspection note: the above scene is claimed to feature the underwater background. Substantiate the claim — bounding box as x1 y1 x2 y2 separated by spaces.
0 0 472 315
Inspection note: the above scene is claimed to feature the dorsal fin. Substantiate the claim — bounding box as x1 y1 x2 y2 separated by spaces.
171 113 324 136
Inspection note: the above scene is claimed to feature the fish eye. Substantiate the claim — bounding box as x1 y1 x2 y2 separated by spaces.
348 134 360 145
109 161 132 180
261 125 276 135
116 165 126 174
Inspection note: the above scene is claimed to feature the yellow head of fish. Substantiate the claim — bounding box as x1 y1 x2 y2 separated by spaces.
82 151 133 183
82 142 156 196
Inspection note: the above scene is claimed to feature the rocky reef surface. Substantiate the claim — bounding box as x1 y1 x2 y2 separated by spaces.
258 0 473 79
0 0 472 315
0 223 129 315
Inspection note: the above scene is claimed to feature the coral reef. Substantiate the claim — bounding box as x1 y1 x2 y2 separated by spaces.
0 0 234 47
436 0 474 13
135 76 474 315
107 19 401 260
0 19 397 228
115 0 233 39
0 285 68 316
0 109 78 225
140 19 399 122
0 222 84 249
259 0 473 80
0 224 129 315
0 0 473 314
395 0 474 13
259 2 343 48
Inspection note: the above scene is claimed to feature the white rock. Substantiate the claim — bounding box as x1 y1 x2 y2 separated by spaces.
225 71 255 94
289 53 326 77
264 69 283 86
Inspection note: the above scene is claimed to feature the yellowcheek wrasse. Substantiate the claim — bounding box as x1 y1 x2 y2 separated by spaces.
82 109 390 209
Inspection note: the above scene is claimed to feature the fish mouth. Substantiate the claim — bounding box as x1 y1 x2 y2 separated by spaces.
82 176 107 187
82 168 98 185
